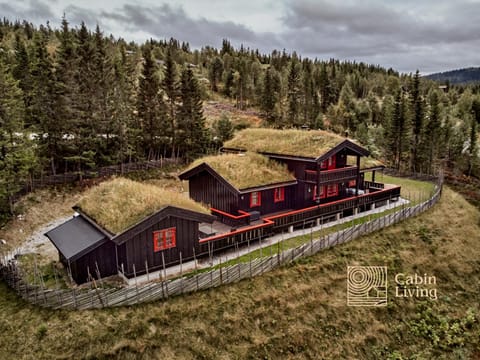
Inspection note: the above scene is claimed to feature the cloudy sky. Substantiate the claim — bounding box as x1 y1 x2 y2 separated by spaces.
2 0 480 74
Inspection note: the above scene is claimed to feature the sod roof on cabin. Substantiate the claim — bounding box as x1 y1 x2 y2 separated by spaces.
224 128 346 158
186 152 296 190
347 156 385 169
77 178 210 234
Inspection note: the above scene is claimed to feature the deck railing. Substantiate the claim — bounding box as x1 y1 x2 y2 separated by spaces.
305 166 358 184
199 185 401 247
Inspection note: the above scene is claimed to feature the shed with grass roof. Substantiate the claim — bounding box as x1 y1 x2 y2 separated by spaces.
46 178 215 284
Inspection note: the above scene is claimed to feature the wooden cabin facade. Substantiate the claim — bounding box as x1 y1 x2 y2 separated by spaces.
46 204 214 284
46 129 398 285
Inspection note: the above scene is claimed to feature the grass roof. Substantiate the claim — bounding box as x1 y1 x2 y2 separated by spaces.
77 178 210 234
187 152 295 190
347 156 384 169
224 128 345 158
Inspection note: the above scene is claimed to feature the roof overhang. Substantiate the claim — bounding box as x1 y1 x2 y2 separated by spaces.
316 139 370 162
111 206 215 245
45 215 108 262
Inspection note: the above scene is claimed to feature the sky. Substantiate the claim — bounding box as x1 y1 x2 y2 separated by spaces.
2 0 480 74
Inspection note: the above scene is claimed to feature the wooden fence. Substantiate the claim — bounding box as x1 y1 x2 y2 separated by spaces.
14 158 180 201
0 176 443 310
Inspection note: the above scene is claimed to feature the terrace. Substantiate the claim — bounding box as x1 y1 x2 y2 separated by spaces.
198 182 401 254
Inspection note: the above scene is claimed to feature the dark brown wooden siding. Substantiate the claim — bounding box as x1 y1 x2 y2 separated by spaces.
121 216 201 277
189 171 239 213
70 241 117 284
238 185 296 215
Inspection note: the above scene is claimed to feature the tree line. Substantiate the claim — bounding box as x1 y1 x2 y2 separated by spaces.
0 18 479 222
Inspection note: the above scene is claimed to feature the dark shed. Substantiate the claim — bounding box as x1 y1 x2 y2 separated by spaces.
45 215 116 284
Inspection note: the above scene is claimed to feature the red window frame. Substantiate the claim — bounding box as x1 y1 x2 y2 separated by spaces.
326 184 338 197
274 187 285 203
250 191 261 207
313 185 326 200
153 227 176 252
327 155 336 170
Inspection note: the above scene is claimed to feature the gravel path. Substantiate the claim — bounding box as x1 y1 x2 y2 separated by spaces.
15 215 73 262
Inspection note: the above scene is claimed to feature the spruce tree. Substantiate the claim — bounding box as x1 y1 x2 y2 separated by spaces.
410 70 424 173
208 56 223 92
30 31 58 173
0 67 36 217
137 44 166 159
287 60 301 126
177 67 208 160
161 46 178 156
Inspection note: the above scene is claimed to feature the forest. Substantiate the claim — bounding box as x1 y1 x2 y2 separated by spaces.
0 17 479 223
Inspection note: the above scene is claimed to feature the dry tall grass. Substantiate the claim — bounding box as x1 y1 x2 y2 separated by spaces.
0 185 479 359
224 128 346 158
186 152 295 189
77 178 209 234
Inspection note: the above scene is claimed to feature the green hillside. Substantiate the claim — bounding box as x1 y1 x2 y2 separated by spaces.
0 186 479 359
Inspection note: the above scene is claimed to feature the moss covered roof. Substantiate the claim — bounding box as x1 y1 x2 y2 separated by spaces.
347 156 385 169
77 178 210 234
224 128 346 158
187 152 296 190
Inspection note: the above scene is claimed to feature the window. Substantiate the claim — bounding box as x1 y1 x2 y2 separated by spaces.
327 184 338 197
313 185 326 200
274 187 285 202
250 191 261 207
153 227 176 252
328 156 336 170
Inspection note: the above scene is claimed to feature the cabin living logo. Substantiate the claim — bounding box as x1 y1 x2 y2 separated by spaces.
347 266 437 306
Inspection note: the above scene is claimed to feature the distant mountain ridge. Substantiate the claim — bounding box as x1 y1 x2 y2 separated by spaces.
425 67 480 84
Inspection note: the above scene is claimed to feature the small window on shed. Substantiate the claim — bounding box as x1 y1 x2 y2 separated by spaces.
153 227 176 252
250 191 261 207
274 187 285 202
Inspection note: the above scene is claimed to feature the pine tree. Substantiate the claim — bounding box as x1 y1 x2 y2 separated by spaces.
287 60 301 126
386 90 409 170
177 67 208 160
30 31 58 173
261 66 279 124
161 46 179 156
53 15 77 173
0 67 36 217
208 56 223 92
424 90 441 174
410 70 424 173
137 44 167 159
12 34 33 126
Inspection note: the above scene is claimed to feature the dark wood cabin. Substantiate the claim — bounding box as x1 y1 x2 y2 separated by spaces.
220 128 385 211
179 153 298 227
46 207 214 284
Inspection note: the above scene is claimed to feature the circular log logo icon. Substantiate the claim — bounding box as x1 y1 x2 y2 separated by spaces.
347 266 388 306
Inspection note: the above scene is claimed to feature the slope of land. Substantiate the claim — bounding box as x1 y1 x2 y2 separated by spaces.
0 185 479 359
425 67 480 84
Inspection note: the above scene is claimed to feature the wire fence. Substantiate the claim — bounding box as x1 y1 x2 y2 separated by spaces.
0 175 443 310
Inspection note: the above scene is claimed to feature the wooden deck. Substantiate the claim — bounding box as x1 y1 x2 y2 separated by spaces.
196 184 401 256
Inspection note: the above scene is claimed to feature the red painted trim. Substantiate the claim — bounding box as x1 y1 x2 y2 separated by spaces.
200 186 401 244
250 191 261 207
210 208 250 220
274 187 285 203
199 218 274 243
153 227 176 252
328 155 336 170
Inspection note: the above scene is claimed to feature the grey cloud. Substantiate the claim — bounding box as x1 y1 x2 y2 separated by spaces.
279 0 480 72
0 0 55 22
65 5 101 29
100 3 280 49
